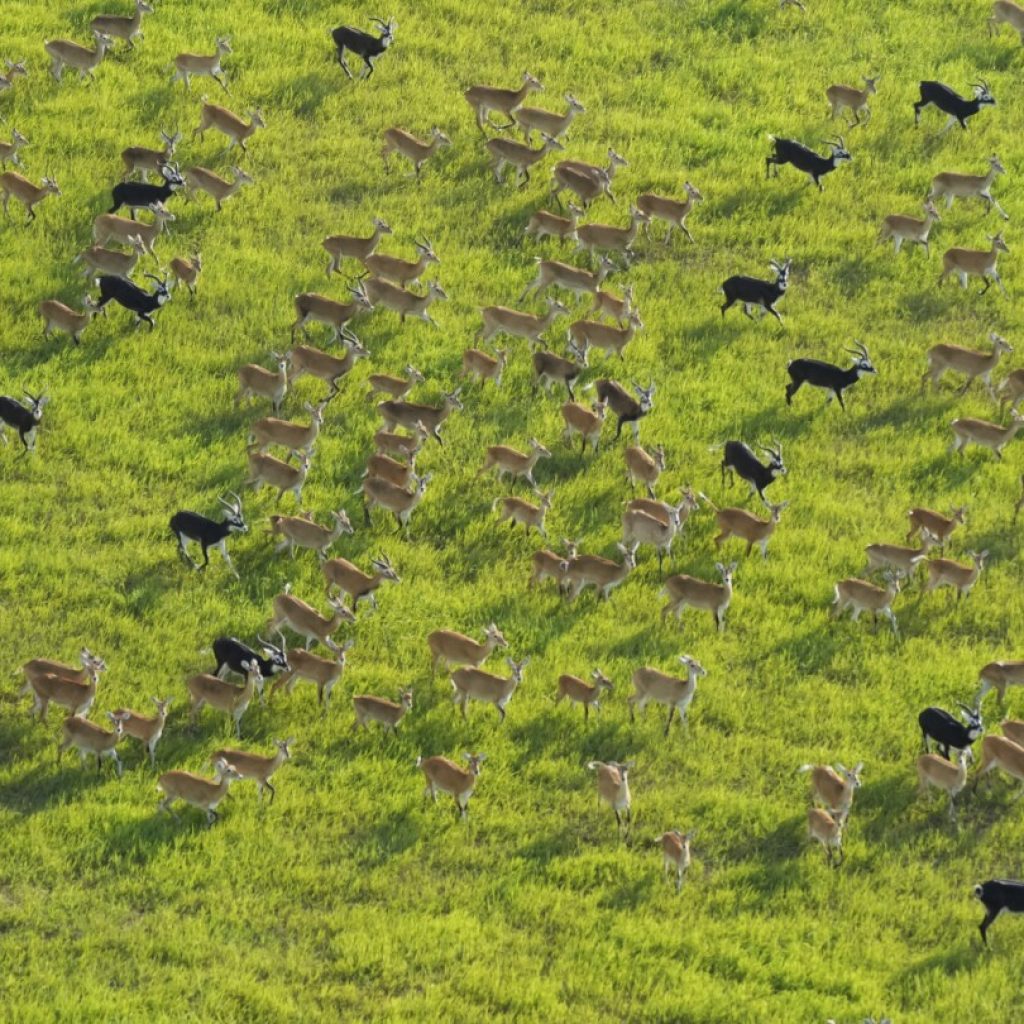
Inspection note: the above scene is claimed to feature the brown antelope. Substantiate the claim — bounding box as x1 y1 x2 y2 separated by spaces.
250 400 328 459
20 649 106 689
245 450 312 505
555 668 613 721
808 808 844 867
324 218 392 277
478 297 569 347
157 758 243 824
591 283 635 324
187 662 263 737
44 30 113 83
0 172 60 222
999 371 1024 413
624 444 665 497
0 128 29 169
362 472 432 532
661 562 736 632
551 165 614 209
1003 719 1024 746
450 657 529 723
324 554 400 610
172 37 232 92
364 277 447 326
291 282 372 342
629 654 706 735
478 438 552 490
418 752 486 819
236 352 290 414
565 542 638 601
92 203 174 256
464 71 543 132
575 207 650 264
800 761 863 824
428 623 508 673
636 183 704 244
194 102 265 153
289 338 370 396
363 239 440 288
353 690 413 734
90 0 154 49
568 310 644 360
906 506 966 550
918 748 971 822
951 411 1024 458
121 130 181 181
377 389 462 441
461 347 509 386
990 0 1024 42
519 256 615 303
38 296 101 346
381 127 451 178
21 662 103 721
938 233 1010 296
586 759 633 833
832 571 902 636
374 422 429 460
705 497 790 560
555 147 628 189
923 550 988 600
929 155 1008 221
486 133 564 187
626 490 701 541
364 452 416 489
878 200 941 257
211 739 293 803
367 365 425 402
514 93 585 143
561 400 607 455
525 203 583 242
659 830 695 892
0 60 28 94
184 165 252 211
532 340 588 399
112 697 172 767
169 253 202 297
74 235 147 280
58 712 128 777
923 332 1013 397
272 643 353 708
529 538 578 590
972 734 1024 796
825 75 879 126
493 491 553 540
269 508 353 560
863 534 934 577
621 504 682 571
267 589 354 652
976 659 1024 706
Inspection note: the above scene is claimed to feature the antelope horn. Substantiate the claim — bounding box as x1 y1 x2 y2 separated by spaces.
227 489 243 509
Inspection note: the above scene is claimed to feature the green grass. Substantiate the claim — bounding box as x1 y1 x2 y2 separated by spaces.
3 0 1024 1020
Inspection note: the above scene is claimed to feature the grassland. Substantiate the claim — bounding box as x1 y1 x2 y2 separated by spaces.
3 0 1024 1020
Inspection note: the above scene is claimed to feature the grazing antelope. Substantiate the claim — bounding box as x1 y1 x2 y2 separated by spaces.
493 491 553 540
990 0 1024 42
374 423 429 460
381 127 451 178
450 657 530 723
972 734 1024 797
705 497 790 560
575 207 650 264
169 253 203 298
479 297 569 348
533 340 588 399
236 352 290 414
90 0 154 49
591 283 635 324
0 172 60 223
586 759 633 833
918 748 971 822
377 389 462 442
172 37 232 91
825 75 879 126
289 339 370 396
636 183 703 244
0 128 29 169
250 400 328 459
74 235 148 280
530 538 578 591
561 400 606 455
363 238 439 288
113 697 172 767
272 643 353 709
367 365 425 402
659 830 694 892
939 234 1010 296
525 203 583 242
353 690 413 734
555 669 613 722
0 60 28 94
184 165 252 211
569 310 644 360
808 808 844 867
661 562 736 632
187 662 263 737
361 472 432 532
863 535 934 578
461 347 509 387
323 554 400 610
519 256 615 303
951 411 1024 458
907 506 966 551
44 30 113 83
245 450 312 505
486 133 564 187
364 277 447 326
428 623 508 674
832 572 902 636
929 155 1009 221
878 200 941 257
478 438 552 490
92 203 174 256
629 654 706 735
624 444 665 497
923 550 988 600
21 662 103 721
565 542 638 601
269 508 353 560
121 130 182 181
800 761 863 824
418 753 486 819
157 758 243 824
514 93 585 143
211 739 293 803
267 589 354 652
464 71 543 133
999 372 1024 414
924 332 1012 398
58 712 128 777
324 218 392 277
194 102 265 153
621 504 681 571
38 296 101 347
291 284 372 342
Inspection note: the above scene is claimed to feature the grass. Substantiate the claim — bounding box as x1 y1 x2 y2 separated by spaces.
3 0 1024 1019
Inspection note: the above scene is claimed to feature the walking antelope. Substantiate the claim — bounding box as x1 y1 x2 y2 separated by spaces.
624 444 666 497
825 76 879 126
187 662 263 737
94 273 172 330
556 147 628 188
918 748 972 822
800 762 863 824
530 538 578 590
765 135 852 190
272 643 353 709
919 705 983 760
377 389 463 442
245 450 312 505
211 739 293 802
555 669 613 721
906 506 966 550
44 30 113 83
172 37 232 92
589 379 655 441
464 71 543 133
519 257 615 303
331 17 397 79
461 347 509 387
353 690 413 734
374 423 428 460
193 102 265 153
718 439 786 503
999 373 1024 413
113 697 172 767
250 400 329 459
21 659 104 721
914 80 996 133
930 155 1008 221
950 411 1024 459
323 554 401 610
367 365 425 401
58 713 128 777
785 341 876 410
626 489 701 534
20 649 105 690
863 534 934 577
660 830 695 892
291 284 372 342
565 542 638 601
705 496 790 560
629 655 706 735
93 203 174 256
268 508 353 560
0 172 60 222
636 183 703 244
569 310 644 360
525 204 583 242
267 589 355 652
212 636 289 688
289 339 370 396
923 332 1012 397
74 236 148 280
939 233 1010 295
552 165 615 209
184 165 252 211
90 0 154 49
479 297 569 347
157 759 243 824
586 760 633 833
121 130 182 181
532 340 588 399
973 734 1024 797
974 879 1024 948
0 128 29 169
428 623 508 673
450 657 530 723
720 258 791 323
661 562 736 631
364 277 448 326
575 207 650 264
38 296 101 346
591 284 635 324
0 60 28 94
361 473 432 532
493 491 554 540
514 93 585 143
923 551 988 599
0 391 49 452
832 572 902 636
364 239 440 288
808 808 844 867
324 218 392 277
990 0 1024 41
381 127 451 178
622 504 682 570
418 753 486 820
878 201 941 257
236 353 289 414
169 493 247 577
486 133 564 187
169 253 202 297
561 400 607 455
1003 720 1024 747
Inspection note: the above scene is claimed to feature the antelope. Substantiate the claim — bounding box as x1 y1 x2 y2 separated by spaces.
363 277 447 326
929 155 1009 221
361 472 432 532
113 697 172 767
661 562 736 632
74 236 147 280
249 400 328 459
906 506 966 551
561 400 607 455
914 80 996 133
0 60 28 94
193 102 265 153
918 748 972 822
364 451 416 488
525 203 583 242
532 340 588 399
121 130 182 181
705 497 790 560
990 0 1024 42
236 352 290 414
20 649 105 689
374 422 429 460
831 572 902 636
331 17 396 79
172 37 232 92
493 491 553 540
461 347 509 387
267 589 355 652
244 450 312 505
626 488 701 534
878 200 941 257
324 218 392 277
486 133 564 187
621 504 681 570
377 388 463 441
951 411 1024 458
38 296 101 346
519 256 615 302
90 0 154 49
591 283 635 324
170 253 202 298
555 668 613 721
923 332 1013 397
0 128 29 169
353 690 413 734
184 165 252 211
381 126 451 178
58 712 128 777
428 623 508 674
272 643 353 708
514 93 585 143
1003 720 1024 746
418 752 486 819
44 30 114 83
799 762 863 824
0 172 60 222
575 207 650 264
289 338 370 396
464 71 543 133
324 554 400 610
478 297 569 347
555 147 628 189
825 75 880 126
636 183 704 244
363 238 440 287
169 493 247 577
187 662 263 737
629 654 706 735
568 310 644 360
478 439 551 490
939 233 1010 296
660 830 695 892
863 535 934 577
551 165 615 209
977 659 1024 705
157 758 243 824
529 538 578 590
211 739 293 802
586 759 633 833
972 734 1024 796
21 662 103 721
268 508 353 560
999 372 1024 413
367 365 425 402
450 657 530 723
808 808 844 867
565 542 638 601
624 444 665 497
923 550 988 599
291 284 372 342
92 203 174 256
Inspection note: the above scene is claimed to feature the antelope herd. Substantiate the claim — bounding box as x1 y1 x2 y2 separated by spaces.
6 5 1024 966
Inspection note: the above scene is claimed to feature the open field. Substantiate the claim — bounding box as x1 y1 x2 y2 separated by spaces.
3 0 1024 1020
